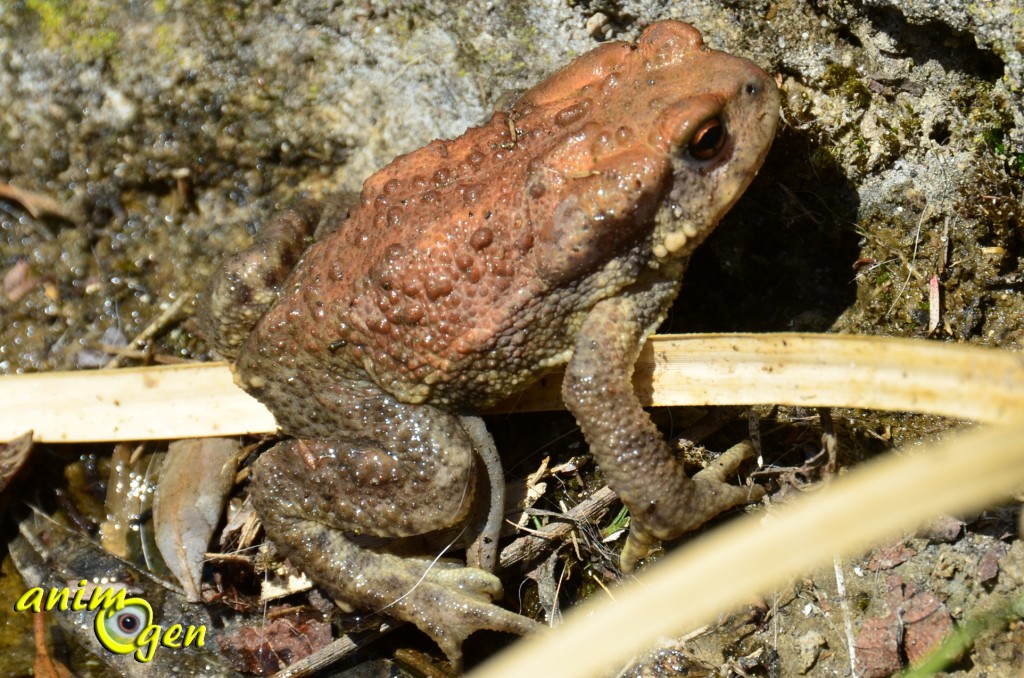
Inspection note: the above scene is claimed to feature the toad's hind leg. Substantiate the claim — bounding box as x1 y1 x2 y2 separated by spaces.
199 201 321 360
248 406 538 669
199 195 355 360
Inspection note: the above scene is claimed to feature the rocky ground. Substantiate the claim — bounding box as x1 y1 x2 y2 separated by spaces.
1 1 1021 676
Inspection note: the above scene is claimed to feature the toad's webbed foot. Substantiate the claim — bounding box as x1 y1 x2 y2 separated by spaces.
381 559 542 668
257 508 539 670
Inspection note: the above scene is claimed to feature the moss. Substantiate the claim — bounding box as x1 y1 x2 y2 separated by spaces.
1012 152 1024 175
897 101 920 138
821 63 871 109
149 23 179 61
951 82 1022 173
446 0 545 100
979 127 1024 177
25 0 120 60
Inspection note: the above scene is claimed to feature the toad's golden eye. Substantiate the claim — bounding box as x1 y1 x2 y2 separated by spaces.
688 118 726 160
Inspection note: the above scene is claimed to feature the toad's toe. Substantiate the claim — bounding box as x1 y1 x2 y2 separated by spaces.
399 567 541 671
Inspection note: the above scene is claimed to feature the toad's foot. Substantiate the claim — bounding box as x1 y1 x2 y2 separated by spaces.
563 294 765 574
258 510 539 670
381 558 541 668
619 440 765 572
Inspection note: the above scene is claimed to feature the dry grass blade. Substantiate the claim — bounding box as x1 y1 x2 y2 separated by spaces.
473 418 1024 678
503 333 1024 424
1 333 1021 443
0 360 277 443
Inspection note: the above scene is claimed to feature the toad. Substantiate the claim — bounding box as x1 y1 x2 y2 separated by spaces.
200 20 779 667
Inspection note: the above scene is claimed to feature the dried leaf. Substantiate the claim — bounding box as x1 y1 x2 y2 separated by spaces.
216 610 332 674
0 430 33 494
3 260 40 302
218 496 262 551
866 541 917 571
902 592 955 665
154 437 241 602
854 615 902 678
261 571 314 602
0 182 78 221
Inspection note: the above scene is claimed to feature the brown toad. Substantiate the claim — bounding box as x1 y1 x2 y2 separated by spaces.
200 20 779 666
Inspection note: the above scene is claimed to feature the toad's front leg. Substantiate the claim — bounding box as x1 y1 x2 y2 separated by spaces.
562 295 765 573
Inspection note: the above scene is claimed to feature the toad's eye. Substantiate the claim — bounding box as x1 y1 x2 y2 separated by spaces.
688 118 726 160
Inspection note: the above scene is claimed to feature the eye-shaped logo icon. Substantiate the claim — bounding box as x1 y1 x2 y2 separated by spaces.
93 597 153 654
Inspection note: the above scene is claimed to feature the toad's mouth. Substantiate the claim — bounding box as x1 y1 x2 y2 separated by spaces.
650 208 707 260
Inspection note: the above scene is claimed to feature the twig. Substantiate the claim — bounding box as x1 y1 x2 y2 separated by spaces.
104 294 191 368
0 182 75 221
499 487 619 569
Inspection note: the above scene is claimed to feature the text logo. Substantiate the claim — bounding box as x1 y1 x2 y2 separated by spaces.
15 582 207 663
